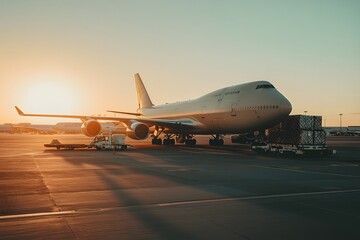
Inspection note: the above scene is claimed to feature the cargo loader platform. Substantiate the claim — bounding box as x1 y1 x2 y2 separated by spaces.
44 139 89 150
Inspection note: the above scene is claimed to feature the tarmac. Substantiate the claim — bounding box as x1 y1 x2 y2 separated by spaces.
0 134 359 239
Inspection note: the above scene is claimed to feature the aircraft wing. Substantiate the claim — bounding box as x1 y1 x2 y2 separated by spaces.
15 106 130 122
15 106 199 130
132 118 201 130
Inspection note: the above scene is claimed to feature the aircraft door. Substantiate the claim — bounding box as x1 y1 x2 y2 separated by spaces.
218 88 227 102
201 106 206 119
231 103 237 117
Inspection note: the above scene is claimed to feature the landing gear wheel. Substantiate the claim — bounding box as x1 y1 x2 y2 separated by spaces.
152 138 162 145
163 138 175 146
209 136 224 146
185 139 196 146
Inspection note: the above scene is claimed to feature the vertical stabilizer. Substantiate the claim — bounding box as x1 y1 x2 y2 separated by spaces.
134 73 154 109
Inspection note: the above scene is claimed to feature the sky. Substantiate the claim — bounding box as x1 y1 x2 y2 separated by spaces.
0 0 359 126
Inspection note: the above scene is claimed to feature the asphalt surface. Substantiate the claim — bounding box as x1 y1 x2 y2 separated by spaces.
0 134 359 239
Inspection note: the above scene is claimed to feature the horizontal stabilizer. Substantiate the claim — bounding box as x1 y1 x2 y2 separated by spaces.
15 106 25 116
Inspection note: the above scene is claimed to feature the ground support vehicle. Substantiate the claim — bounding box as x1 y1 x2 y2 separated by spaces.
44 134 131 150
231 133 255 144
89 134 131 150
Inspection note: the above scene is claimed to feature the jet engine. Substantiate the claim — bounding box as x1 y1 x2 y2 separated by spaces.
126 122 150 140
81 120 102 137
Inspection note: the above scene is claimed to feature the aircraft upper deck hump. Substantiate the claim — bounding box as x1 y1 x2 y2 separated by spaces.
134 73 154 109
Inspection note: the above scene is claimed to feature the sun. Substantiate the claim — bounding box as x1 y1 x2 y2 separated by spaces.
21 76 77 115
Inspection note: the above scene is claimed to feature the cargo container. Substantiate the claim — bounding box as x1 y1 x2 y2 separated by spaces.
252 115 333 155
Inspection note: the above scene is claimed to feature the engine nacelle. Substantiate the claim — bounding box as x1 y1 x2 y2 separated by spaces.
126 122 150 140
81 120 102 137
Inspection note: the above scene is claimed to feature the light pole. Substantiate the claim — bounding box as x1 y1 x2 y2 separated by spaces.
339 114 343 132
304 111 308 115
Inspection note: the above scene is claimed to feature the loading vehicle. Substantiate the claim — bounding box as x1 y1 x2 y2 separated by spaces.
44 134 131 150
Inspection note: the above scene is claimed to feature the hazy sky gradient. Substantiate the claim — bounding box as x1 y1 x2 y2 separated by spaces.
0 0 359 126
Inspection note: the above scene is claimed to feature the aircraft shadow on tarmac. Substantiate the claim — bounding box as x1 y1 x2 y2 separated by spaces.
45 148 239 239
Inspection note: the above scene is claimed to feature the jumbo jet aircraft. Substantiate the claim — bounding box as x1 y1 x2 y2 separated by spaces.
15 73 292 146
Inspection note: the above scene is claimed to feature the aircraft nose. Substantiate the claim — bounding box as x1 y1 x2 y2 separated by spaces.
280 98 292 116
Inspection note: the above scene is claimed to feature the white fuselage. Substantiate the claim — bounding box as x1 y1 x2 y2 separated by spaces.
137 81 292 134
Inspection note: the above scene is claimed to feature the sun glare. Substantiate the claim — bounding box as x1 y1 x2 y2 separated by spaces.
21 76 77 115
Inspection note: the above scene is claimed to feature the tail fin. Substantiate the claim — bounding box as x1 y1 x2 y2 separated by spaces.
134 73 154 109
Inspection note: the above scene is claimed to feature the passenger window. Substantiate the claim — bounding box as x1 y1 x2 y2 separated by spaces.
256 84 275 89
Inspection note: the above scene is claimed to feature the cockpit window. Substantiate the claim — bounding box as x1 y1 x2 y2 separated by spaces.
256 84 275 89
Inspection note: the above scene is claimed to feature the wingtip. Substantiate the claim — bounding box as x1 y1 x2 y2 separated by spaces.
15 106 24 116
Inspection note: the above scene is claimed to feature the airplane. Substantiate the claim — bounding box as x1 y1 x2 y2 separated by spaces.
15 124 58 134
15 73 292 146
0 124 15 134
53 122 82 134
325 126 360 136
0 123 57 134
346 126 360 136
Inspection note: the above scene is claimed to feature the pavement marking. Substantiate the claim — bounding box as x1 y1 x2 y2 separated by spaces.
157 188 360 207
168 168 198 172
250 165 360 178
1 189 360 220
331 163 359 167
0 210 76 220
0 151 44 158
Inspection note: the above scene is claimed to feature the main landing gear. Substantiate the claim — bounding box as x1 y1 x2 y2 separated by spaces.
152 137 176 145
151 138 163 145
151 127 176 146
177 134 196 146
185 138 196 146
151 127 164 145
209 134 224 146
163 134 175 146
151 129 197 146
